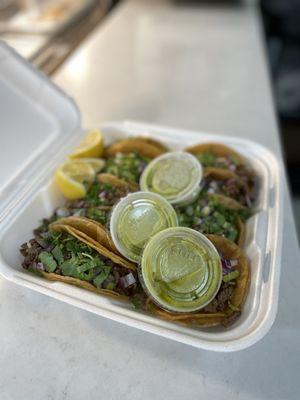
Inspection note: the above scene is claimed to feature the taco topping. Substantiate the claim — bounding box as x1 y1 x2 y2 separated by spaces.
20 231 137 296
104 152 150 184
202 282 235 313
175 194 250 243
202 176 253 207
196 151 240 170
201 256 240 312
200 253 241 313
196 151 255 190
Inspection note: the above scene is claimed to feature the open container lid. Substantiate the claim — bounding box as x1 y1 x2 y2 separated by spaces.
0 41 82 222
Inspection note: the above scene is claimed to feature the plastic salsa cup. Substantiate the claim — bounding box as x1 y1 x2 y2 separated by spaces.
110 191 178 262
139 227 222 313
140 151 202 206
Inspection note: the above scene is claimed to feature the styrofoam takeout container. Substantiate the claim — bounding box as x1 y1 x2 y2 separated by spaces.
0 42 283 352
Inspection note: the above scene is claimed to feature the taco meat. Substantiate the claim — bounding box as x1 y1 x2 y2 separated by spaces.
202 172 253 207
186 143 255 191
20 230 137 297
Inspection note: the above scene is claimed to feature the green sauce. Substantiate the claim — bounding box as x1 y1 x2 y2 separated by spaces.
140 152 202 205
151 160 191 195
140 227 222 312
110 192 178 262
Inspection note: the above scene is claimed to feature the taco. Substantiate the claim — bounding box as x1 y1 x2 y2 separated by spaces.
50 216 118 254
50 221 135 270
103 137 167 185
202 168 253 208
146 234 250 327
20 221 137 300
185 142 255 192
175 192 250 246
132 136 168 152
104 137 166 159
97 172 139 192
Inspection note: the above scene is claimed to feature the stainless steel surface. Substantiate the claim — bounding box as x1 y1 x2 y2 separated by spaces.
0 0 113 74
0 0 97 34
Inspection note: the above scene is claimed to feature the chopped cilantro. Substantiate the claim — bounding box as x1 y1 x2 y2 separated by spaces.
38 251 57 272
51 245 63 264
175 194 246 242
106 282 116 290
27 266 43 277
93 265 111 288
131 296 141 309
196 152 216 167
104 152 150 183
85 207 108 225
85 182 113 205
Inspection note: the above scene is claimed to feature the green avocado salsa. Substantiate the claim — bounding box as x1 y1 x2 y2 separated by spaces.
140 227 222 312
140 152 202 205
104 152 150 183
110 192 178 262
175 194 250 243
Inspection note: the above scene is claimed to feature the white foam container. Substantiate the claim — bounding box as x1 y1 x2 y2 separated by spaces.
0 42 283 352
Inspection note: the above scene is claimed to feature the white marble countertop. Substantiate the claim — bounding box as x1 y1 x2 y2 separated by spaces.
1 0 299 399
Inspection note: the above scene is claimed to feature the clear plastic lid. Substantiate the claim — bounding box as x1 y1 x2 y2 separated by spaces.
140 151 202 206
140 227 222 313
110 191 178 262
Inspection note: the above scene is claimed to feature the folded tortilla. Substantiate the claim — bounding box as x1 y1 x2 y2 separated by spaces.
97 172 139 192
104 138 166 159
185 142 245 165
50 219 136 271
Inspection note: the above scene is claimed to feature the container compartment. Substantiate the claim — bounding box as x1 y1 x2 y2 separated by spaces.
0 121 283 352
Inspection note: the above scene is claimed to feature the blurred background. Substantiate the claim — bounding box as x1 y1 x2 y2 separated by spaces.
0 0 116 73
260 0 300 238
0 0 299 236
